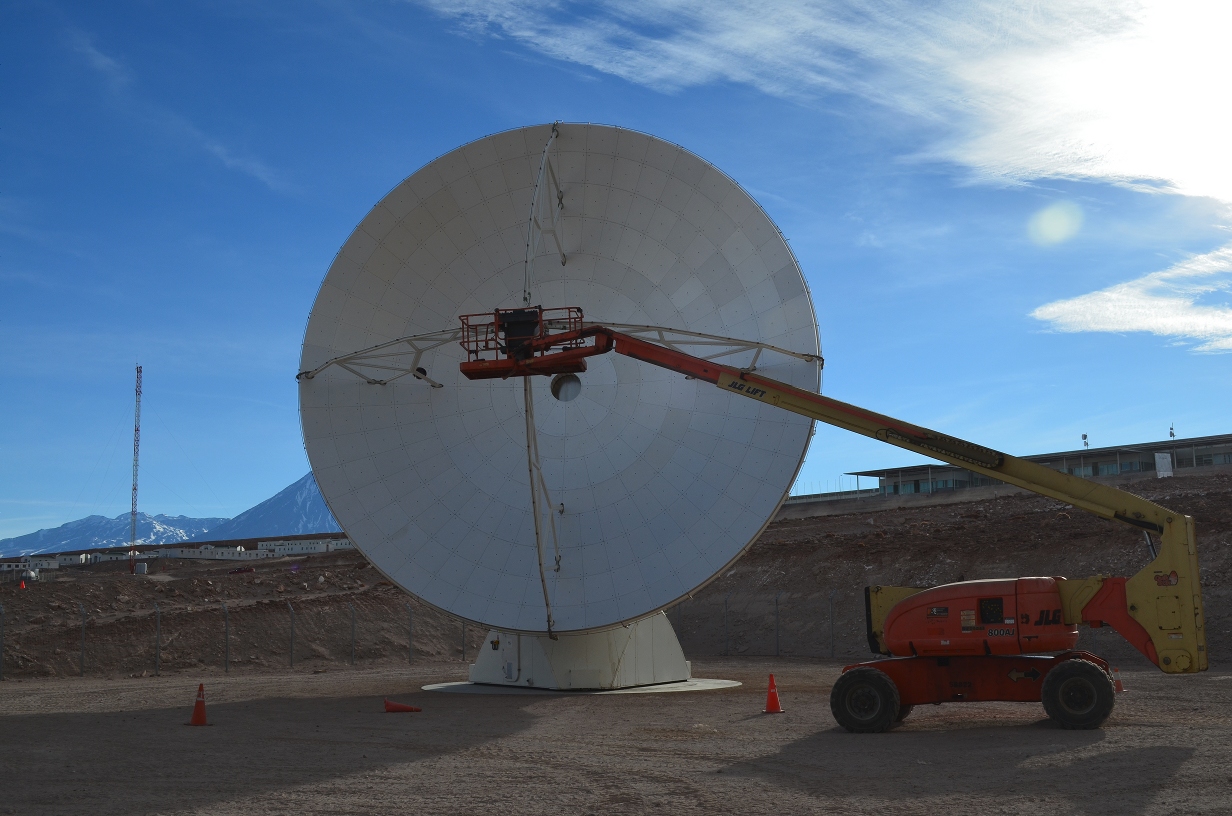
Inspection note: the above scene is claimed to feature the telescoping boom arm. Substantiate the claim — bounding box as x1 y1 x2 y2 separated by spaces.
462 320 1207 675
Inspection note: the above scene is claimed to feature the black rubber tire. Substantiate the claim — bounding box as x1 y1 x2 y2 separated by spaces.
1041 659 1116 730
830 667 901 733
895 704 914 722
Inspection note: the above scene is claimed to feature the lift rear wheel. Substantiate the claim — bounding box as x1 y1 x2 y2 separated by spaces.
1041 659 1115 729
830 667 901 733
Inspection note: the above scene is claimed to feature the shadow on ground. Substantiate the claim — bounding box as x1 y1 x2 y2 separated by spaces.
731 715 1193 815
0 690 536 816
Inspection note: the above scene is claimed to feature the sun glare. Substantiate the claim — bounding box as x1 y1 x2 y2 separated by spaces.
1028 201 1084 246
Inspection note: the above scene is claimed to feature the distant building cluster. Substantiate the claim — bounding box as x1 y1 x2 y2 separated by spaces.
0 532 352 582
823 433 1232 500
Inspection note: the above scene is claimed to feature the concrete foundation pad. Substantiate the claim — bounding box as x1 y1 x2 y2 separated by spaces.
423 678 742 695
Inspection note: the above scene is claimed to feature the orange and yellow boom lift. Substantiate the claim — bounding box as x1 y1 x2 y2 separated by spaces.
458 306 1208 732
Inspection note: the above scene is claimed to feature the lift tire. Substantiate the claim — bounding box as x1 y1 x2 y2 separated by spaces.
830 667 901 733
895 704 914 722
1041 659 1115 730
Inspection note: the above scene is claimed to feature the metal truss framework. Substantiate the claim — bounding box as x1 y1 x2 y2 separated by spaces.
296 323 822 387
523 123 565 305
298 317 821 636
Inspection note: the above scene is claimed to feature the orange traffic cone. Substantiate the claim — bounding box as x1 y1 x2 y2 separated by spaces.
1112 667 1126 693
384 698 422 713
763 674 784 714
19 580 25 589
187 683 209 726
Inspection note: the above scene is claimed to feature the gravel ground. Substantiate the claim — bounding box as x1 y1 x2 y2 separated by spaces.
2 658 1231 815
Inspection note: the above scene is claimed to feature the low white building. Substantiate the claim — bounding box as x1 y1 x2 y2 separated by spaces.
154 543 271 561
0 554 57 580
7 532 355 573
88 549 154 564
26 554 58 570
256 536 353 557
153 533 352 560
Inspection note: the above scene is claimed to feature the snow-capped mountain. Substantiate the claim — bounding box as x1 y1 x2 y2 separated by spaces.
190 472 340 542
0 513 227 558
1 473 341 557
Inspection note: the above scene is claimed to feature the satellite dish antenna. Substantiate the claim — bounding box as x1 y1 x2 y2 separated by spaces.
299 124 820 689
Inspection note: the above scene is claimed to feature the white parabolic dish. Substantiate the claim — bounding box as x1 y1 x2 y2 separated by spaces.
299 123 820 634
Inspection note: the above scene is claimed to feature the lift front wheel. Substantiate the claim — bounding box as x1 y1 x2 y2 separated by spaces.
830 667 901 733
1041 659 1115 730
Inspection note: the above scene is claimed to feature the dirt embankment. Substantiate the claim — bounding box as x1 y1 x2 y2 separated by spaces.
2 472 1228 679
0 553 488 679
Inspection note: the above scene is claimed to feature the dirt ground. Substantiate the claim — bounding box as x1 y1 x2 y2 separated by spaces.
2 658 1231 815
1 471 1229 813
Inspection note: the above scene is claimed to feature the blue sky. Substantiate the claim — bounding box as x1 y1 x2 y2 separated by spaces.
3 0 1230 538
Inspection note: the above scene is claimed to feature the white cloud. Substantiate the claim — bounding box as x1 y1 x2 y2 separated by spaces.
68 31 131 90
70 32 289 193
418 1 1229 196
1031 248 1232 352
948 3 1232 203
417 0 1232 351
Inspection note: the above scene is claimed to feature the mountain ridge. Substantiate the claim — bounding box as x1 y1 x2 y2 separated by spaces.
1 472 341 557
190 473 341 541
0 513 227 558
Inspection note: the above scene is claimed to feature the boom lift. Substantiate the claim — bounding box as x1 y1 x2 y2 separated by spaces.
302 305 1208 730
458 307 1209 730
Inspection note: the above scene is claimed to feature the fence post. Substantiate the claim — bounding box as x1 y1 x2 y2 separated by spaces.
774 591 783 658
78 603 87 676
348 603 356 666
829 590 836 658
461 621 467 662
406 604 414 664
724 594 731 656
154 602 161 676
287 602 295 668
0 603 5 682
222 602 230 673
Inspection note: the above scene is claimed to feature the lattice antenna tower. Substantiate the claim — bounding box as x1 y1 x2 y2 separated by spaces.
129 365 142 575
